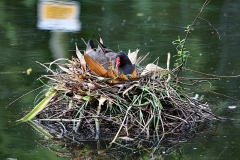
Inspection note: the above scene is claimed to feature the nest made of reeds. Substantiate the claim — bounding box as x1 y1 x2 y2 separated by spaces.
29 42 220 145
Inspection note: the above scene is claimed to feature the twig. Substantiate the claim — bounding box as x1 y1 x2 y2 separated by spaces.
155 115 165 150
195 85 240 102
177 77 220 80
109 106 132 148
138 52 150 65
81 38 87 45
184 68 240 78
38 117 101 122
35 61 56 74
6 85 45 108
198 17 221 40
181 0 211 52
74 108 84 132
176 0 211 76
166 52 171 83
163 113 188 123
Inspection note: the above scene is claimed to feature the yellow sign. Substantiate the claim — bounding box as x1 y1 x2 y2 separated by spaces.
42 3 76 19
38 1 81 31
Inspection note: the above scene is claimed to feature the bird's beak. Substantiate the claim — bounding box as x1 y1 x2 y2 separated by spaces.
116 57 120 68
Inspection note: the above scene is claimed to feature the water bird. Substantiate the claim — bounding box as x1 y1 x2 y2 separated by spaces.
85 36 136 75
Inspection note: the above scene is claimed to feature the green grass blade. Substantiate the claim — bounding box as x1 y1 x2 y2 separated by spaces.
17 89 57 123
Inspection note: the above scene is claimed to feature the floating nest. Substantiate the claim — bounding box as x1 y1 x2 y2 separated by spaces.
28 41 221 147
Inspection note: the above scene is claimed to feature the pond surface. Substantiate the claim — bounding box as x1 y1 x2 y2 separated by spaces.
1 0 240 159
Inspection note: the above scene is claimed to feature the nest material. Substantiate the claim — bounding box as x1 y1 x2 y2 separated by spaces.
35 48 220 144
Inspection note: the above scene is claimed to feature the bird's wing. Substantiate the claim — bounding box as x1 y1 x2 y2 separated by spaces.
105 52 117 61
84 54 107 77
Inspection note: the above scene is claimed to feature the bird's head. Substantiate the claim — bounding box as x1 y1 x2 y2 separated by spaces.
115 51 132 68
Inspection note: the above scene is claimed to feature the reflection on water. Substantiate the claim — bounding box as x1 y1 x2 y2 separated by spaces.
38 0 81 60
28 118 220 159
37 136 183 159
1 0 240 159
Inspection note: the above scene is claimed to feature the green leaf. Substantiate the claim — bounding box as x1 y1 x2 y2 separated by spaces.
16 88 57 123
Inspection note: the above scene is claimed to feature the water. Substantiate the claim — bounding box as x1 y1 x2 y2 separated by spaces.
1 0 240 159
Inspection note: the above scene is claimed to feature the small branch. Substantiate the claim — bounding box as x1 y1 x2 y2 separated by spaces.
198 17 221 40
138 52 150 65
74 108 84 132
166 53 171 83
180 0 211 56
6 85 45 108
195 85 240 102
163 113 188 123
109 106 132 148
176 0 211 76
177 77 220 81
38 117 101 122
184 68 240 78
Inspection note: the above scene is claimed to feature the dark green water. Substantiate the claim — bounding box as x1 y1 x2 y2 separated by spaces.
1 0 240 159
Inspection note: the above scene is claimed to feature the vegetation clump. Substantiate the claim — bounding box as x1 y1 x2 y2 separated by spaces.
25 43 220 146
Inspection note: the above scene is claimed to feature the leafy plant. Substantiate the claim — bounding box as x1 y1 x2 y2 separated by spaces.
172 26 191 67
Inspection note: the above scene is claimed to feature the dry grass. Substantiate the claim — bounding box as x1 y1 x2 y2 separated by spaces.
33 50 220 147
